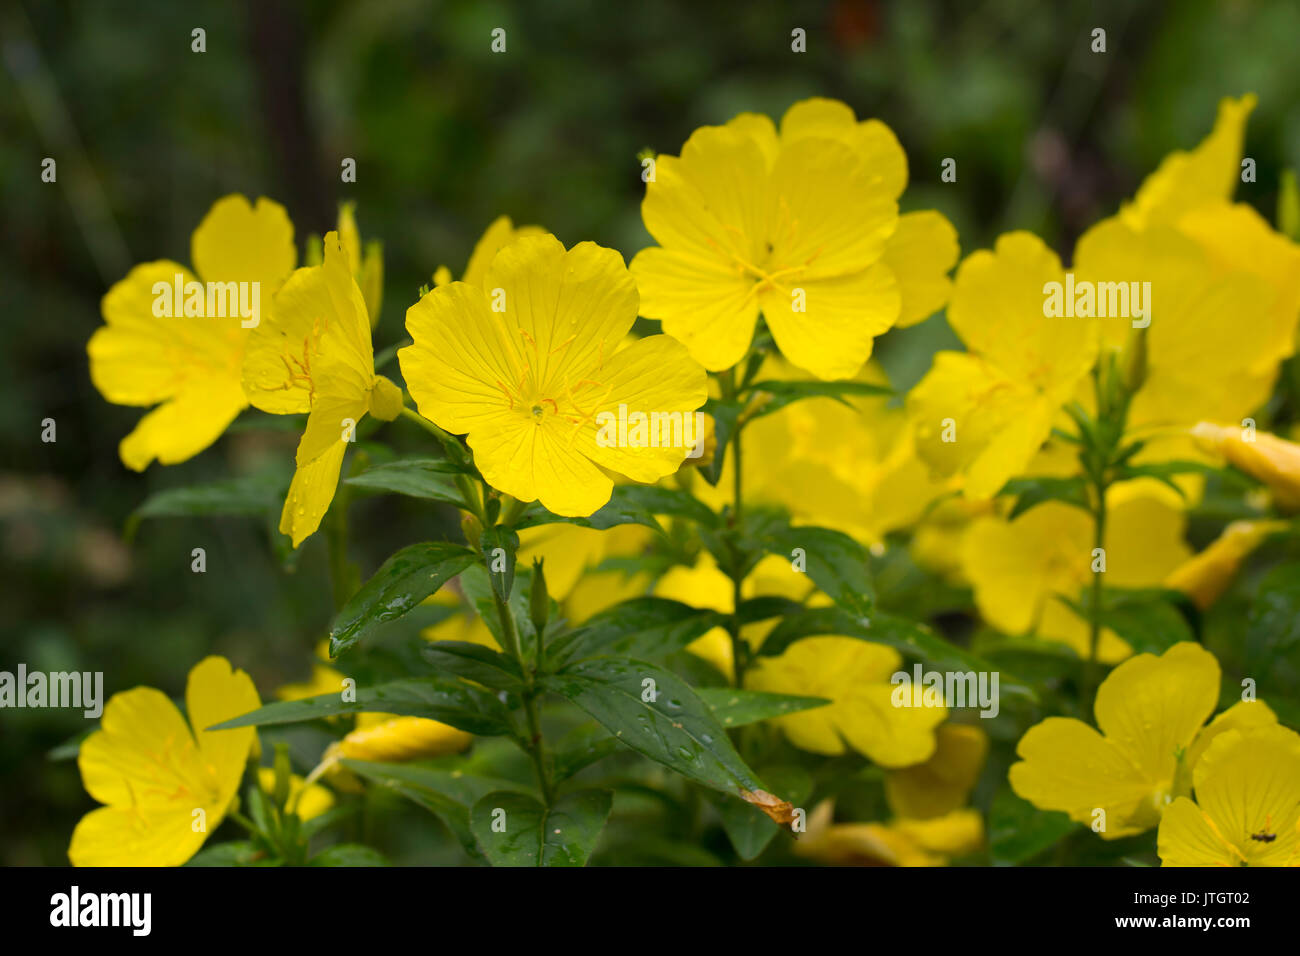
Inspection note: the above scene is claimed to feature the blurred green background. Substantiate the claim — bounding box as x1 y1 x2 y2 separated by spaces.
3 0 1298 865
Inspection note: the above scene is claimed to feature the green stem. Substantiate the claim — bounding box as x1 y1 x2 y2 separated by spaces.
399 404 457 444
1084 477 1108 720
491 583 553 804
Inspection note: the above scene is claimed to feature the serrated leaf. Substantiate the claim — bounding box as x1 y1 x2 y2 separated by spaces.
989 789 1076 865
126 473 287 539
469 790 612 867
342 759 527 864
541 658 791 821
329 542 478 655
479 526 518 600
713 764 813 860
694 688 829 728
423 640 523 690
308 844 389 866
208 676 514 737
763 525 873 616
999 475 1090 520
545 597 726 667
701 397 742 486
344 458 467 505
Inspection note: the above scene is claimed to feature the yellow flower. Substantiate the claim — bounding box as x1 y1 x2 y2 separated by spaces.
89 194 296 470
1165 519 1288 610
338 202 384 327
631 97 957 379
961 482 1191 661
885 723 989 820
1079 96 1300 463
242 231 404 547
255 767 335 822
69 656 260 866
433 215 546 288
1010 642 1278 839
400 234 708 516
908 232 1099 498
795 800 982 867
748 636 947 767
1193 421 1300 512
333 713 473 761
1158 724 1300 867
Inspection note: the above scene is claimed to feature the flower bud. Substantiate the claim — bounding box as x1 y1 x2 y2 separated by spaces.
529 558 550 635
1164 519 1287 610
1192 422 1300 512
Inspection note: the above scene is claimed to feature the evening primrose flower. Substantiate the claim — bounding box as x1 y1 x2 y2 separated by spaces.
795 800 982 867
907 232 1099 498
400 234 708 516
885 723 989 820
1079 96 1300 461
748 637 947 767
433 215 545 288
1010 642 1278 839
631 97 957 379
1193 422 1300 512
961 482 1191 662
89 194 296 470
69 657 260 867
1157 724 1300 867
242 231 404 547
1164 518 1288 610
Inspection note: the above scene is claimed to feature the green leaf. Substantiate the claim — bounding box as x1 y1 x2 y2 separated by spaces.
742 379 892 417
1246 561 1300 695
694 688 829 728
713 764 812 861
514 484 712 531
460 564 539 663
126 472 287 539
342 759 527 864
186 841 280 867
545 598 727 667
423 640 523 690
469 790 613 867
541 658 782 807
759 607 1037 703
329 542 478 656
700 397 742 486
479 526 518 600
551 725 627 782
998 475 1090 520
208 676 514 737
762 525 873 616
989 789 1076 865
308 844 390 866
1059 588 1194 654
344 458 467 505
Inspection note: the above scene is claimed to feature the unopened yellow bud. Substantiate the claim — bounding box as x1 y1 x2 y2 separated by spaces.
1164 519 1287 610
338 714 473 762
367 375 404 421
1192 422 1300 512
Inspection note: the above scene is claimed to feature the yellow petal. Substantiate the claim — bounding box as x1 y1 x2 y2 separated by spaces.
1093 642 1219 782
880 210 959 327
338 716 473 761
190 194 296 291
1123 94 1256 230
886 723 989 819
1157 796 1243 867
78 686 200 809
1010 717 1159 836
461 215 547 289
243 231 373 414
117 376 247 471
1186 699 1278 773
186 656 260 813
69 804 207 867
